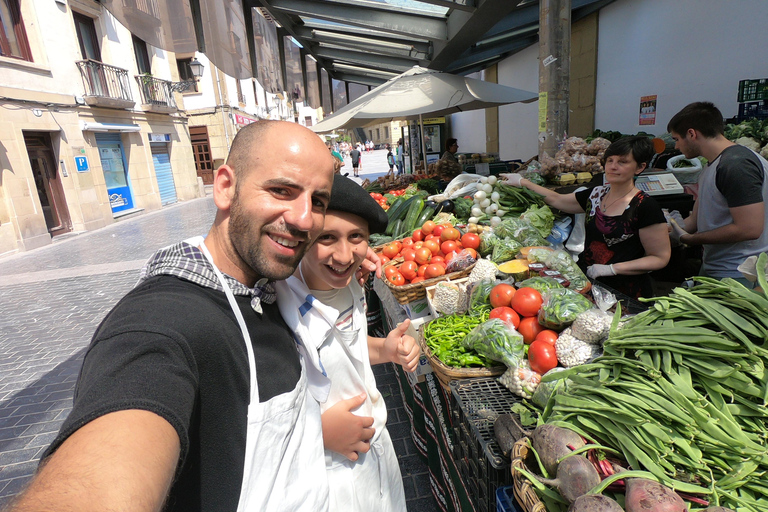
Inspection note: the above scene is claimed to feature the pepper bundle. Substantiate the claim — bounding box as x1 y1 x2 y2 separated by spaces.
423 310 490 367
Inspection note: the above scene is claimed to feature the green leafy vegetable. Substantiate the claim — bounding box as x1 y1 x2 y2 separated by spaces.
461 318 525 368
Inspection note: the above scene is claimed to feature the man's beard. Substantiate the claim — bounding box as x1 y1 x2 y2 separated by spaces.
227 189 310 282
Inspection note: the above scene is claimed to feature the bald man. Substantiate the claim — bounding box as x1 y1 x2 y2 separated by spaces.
8 122 338 512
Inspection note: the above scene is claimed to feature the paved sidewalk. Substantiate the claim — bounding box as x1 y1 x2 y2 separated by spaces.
0 196 436 509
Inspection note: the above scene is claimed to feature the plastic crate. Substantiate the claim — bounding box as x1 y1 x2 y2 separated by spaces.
496 486 525 512
450 378 521 512
738 78 768 103
737 100 768 121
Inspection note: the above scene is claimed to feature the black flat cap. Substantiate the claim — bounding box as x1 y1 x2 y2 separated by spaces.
328 175 389 234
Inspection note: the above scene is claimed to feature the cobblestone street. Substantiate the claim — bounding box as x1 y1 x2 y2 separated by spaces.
0 193 436 510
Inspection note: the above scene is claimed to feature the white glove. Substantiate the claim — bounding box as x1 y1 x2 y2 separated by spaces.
499 173 523 187
668 218 688 247
586 264 616 279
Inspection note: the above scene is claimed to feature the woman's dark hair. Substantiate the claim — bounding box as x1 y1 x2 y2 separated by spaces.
446 138 458 151
603 136 654 168
667 101 725 138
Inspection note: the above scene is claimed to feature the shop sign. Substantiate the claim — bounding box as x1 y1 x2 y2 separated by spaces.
148 133 171 142
235 113 257 126
422 117 445 125
109 191 129 209
75 156 89 172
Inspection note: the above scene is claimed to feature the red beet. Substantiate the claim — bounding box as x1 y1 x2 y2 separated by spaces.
625 478 686 512
538 455 601 504
531 424 586 476
569 494 624 512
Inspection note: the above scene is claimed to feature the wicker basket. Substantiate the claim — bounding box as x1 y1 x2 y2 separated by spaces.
511 438 546 512
381 259 476 304
417 323 505 390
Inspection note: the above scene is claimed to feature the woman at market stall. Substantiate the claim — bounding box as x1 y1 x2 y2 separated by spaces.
275 175 419 512
501 136 671 297
441 138 460 163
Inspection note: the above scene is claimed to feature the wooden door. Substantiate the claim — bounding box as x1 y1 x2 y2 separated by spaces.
24 133 71 236
190 126 213 184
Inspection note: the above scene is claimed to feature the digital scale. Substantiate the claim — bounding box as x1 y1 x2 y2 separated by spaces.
634 173 685 196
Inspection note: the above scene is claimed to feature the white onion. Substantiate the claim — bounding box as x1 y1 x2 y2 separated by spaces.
490 191 500 202
487 175 498 185
490 216 502 227
480 176 489 184
490 203 499 213
471 207 483 217
485 206 494 215
468 216 479 224
480 198 491 208
474 190 487 201
496 209 507 217
482 183 494 194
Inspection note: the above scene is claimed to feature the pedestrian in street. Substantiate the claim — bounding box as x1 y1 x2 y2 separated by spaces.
5 121 379 512
386 145 395 177
666 101 768 285
395 140 403 175
276 175 418 511
350 144 361 177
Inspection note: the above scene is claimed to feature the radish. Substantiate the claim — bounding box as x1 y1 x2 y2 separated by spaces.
569 494 623 512
625 478 686 512
536 455 600 503
531 424 586 476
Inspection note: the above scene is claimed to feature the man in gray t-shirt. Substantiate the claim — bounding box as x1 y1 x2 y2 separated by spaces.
667 102 768 282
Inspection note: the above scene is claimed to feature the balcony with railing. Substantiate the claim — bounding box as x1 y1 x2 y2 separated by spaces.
135 74 178 113
76 60 134 109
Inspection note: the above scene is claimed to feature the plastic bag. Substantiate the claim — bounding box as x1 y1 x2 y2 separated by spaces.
479 231 500 257
538 288 593 330
498 360 541 399
491 238 522 264
590 284 617 312
467 278 495 311
517 276 563 294
555 327 603 368
544 249 590 291
571 308 612 343
446 249 477 273
527 247 555 263
461 318 525 368
531 367 569 409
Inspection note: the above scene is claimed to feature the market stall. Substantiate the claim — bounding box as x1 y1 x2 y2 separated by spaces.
367 167 768 512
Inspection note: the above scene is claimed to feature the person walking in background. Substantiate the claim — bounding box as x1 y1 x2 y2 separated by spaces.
666 101 768 285
386 145 395 177
395 140 403 175
276 175 418 512
350 144 361 177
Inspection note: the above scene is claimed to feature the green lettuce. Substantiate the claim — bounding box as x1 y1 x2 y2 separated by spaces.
520 204 555 239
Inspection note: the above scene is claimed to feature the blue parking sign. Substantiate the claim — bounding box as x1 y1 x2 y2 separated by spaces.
75 156 89 172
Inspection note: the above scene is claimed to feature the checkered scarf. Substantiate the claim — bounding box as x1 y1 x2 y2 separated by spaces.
137 240 276 314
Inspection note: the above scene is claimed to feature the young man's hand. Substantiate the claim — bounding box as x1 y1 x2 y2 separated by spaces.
321 394 375 461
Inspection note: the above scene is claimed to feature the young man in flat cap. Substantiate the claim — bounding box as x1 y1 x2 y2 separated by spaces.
276 175 419 511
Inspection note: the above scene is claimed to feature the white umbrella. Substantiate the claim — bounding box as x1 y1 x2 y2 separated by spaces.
311 66 537 168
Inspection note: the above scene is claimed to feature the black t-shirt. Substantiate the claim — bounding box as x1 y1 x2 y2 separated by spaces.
715 145 765 207
350 149 361 165
42 276 302 512
575 185 665 297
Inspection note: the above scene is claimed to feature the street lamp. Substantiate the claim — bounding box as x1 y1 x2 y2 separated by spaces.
170 57 205 93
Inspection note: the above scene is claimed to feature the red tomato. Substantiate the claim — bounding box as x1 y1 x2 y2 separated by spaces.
424 234 437 242
490 283 517 308
529 340 558 374
430 256 446 266
421 221 436 235
371 193 383 200
401 237 414 247
440 227 461 242
518 316 545 345
384 266 400 279
443 251 456 263
414 247 432 265
489 307 520 328
423 240 440 255
417 264 428 277
401 248 417 262
399 261 419 281
432 225 445 238
413 242 424 249
424 264 446 279
463 248 478 260
392 241 403 253
382 243 400 260
460 233 481 250
440 240 459 255
411 276 425 283
535 330 559 345
412 229 424 242
387 271 405 286
511 287 543 318
379 255 390 266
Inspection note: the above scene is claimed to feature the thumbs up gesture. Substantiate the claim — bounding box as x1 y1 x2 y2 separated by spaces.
384 319 420 373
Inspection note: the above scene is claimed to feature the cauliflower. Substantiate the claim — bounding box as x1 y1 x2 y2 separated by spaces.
735 137 761 152
555 327 602 368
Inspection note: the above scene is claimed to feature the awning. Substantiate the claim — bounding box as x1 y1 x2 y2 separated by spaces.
80 122 142 133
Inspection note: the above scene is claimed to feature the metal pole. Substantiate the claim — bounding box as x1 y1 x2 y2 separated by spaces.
419 113 427 173
538 0 571 159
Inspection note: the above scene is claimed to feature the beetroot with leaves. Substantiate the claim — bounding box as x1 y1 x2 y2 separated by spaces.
569 494 624 512
625 478 686 512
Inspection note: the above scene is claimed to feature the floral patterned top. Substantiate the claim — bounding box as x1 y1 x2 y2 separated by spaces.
574 185 665 297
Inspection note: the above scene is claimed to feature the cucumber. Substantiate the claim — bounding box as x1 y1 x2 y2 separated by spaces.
389 219 403 238
386 197 405 221
385 195 419 234
413 206 436 231
402 197 425 235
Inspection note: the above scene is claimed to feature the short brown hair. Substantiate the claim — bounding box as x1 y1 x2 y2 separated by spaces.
667 102 725 138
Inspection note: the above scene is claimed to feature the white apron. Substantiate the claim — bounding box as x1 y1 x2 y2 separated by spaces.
199 240 329 512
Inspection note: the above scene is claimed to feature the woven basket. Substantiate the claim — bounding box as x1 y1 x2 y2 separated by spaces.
381 259 476 304
511 438 546 512
417 323 505 390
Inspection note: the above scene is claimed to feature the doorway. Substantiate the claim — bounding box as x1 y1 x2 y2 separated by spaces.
23 132 72 237
190 126 213 184
95 132 134 214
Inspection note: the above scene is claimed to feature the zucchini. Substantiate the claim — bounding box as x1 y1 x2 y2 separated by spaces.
389 219 403 238
402 197 425 235
386 197 405 221
413 206 436 231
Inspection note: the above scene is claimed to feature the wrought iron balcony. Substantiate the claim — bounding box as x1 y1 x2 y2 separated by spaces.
135 74 178 112
76 60 134 109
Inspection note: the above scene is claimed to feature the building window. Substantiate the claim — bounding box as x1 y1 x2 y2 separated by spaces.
236 80 245 105
0 0 32 61
73 12 101 61
376 128 380 140
304 116 312 127
132 35 151 75
385 126 389 139
368 130 372 140
176 57 198 92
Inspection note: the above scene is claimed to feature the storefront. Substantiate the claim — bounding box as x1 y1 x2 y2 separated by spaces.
149 133 178 206
94 132 135 215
